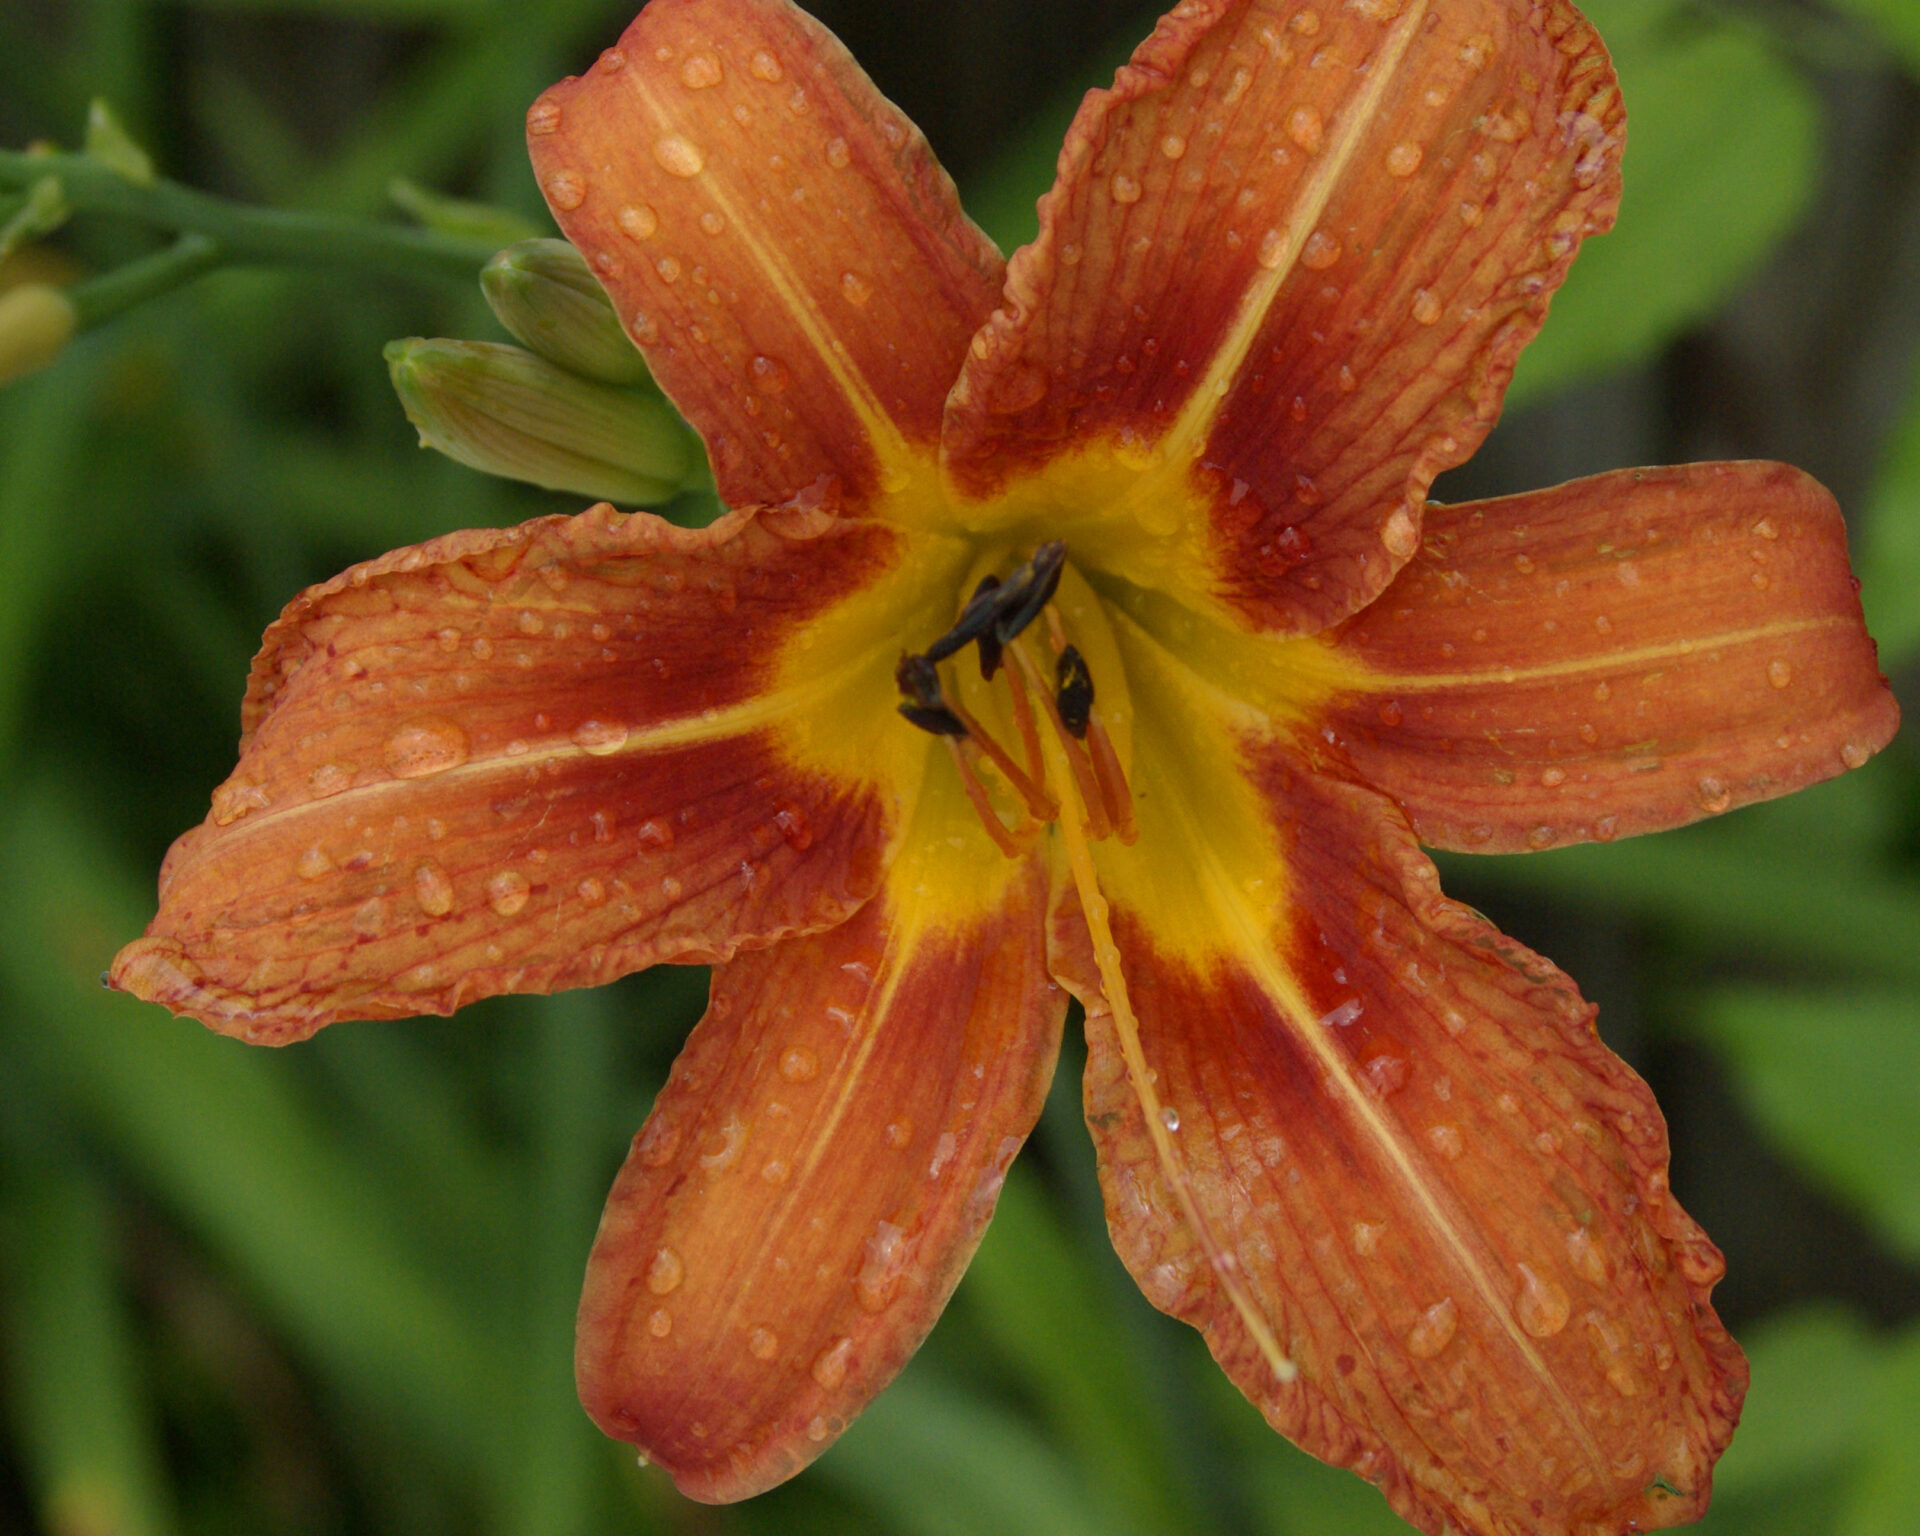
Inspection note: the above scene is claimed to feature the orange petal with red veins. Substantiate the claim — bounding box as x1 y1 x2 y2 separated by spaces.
1053 624 1743 1536
1313 462 1899 853
110 504 951 1042
945 0 1621 636
528 0 1004 514
576 795 1061 1500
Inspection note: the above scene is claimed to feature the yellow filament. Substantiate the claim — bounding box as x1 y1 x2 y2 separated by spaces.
1014 640 1298 1387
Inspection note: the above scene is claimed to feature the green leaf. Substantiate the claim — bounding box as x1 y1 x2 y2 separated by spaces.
1858 361 1920 666
1507 3 1820 405
1691 988 1920 1260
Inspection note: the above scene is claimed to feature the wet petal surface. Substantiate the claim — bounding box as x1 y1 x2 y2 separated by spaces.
1314 463 1899 852
529 0 1004 515
945 0 1621 637
577 778 1062 1500
113 505 963 1040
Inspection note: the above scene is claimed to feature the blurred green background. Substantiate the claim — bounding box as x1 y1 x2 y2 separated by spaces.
5 0 1920 1532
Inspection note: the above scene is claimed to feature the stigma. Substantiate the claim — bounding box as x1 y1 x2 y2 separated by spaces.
896 543 1136 855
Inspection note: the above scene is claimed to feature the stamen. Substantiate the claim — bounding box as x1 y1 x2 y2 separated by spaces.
1085 715 1139 846
943 692 1054 821
895 652 968 737
943 738 1027 859
1023 636 1297 1388
1000 653 1048 792
1055 646 1094 739
1010 643 1111 843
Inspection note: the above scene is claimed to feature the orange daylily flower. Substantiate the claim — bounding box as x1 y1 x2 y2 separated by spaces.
112 0 1898 1531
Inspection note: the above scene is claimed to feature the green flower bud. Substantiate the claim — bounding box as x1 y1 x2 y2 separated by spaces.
84 100 154 185
0 283 78 387
386 337 695 506
481 238 653 388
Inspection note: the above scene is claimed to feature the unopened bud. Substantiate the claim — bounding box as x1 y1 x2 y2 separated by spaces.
386 337 695 505
0 284 78 386
482 239 652 387
84 100 155 185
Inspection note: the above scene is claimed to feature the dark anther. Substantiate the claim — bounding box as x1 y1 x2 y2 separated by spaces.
990 540 1066 647
921 542 1066 676
896 652 968 737
1055 645 1093 738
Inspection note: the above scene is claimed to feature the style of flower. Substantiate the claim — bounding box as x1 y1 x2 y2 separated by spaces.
111 0 1898 1532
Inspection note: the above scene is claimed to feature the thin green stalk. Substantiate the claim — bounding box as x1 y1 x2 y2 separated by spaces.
0 149 496 284
68 234 220 328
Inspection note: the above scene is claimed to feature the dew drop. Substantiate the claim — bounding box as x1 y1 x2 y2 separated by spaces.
749 48 784 81
653 136 706 177
1381 505 1420 559
750 354 791 393
1256 227 1288 270
1768 659 1793 690
1527 825 1556 850
1352 1220 1386 1255
1160 1106 1181 1132
571 718 629 756
1301 229 1341 269
806 1415 829 1443
296 845 334 882
646 1246 685 1295
1841 741 1871 769
1426 1123 1464 1159
638 816 676 850
1410 288 1442 325
1160 134 1187 160
1110 172 1143 204
617 204 659 241
1407 1297 1458 1359
383 718 470 779
487 868 531 917
661 875 684 900
811 1337 853 1389
1565 1225 1608 1284
1514 1263 1572 1337
647 1308 672 1338
824 135 851 168
840 270 873 306
1540 767 1566 788
544 169 586 210
884 1119 913 1149
1695 776 1731 814
414 859 455 917
679 52 722 88
527 99 562 135
1287 106 1324 152
309 761 354 798
1385 140 1423 177
779 1045 820 1083
749 1326 779 1360
351 898 388 937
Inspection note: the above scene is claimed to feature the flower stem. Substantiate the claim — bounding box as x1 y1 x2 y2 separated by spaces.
0 148 499 286
68 234 221 328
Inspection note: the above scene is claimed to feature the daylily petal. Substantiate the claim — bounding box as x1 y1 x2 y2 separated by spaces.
1053 609 1743 1536
576 780 1063 1500
112 503 968 1041
1311 462 1900 853
945 0 1621 637
528 0 1005 515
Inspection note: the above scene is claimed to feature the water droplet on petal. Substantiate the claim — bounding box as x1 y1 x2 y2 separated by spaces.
1407 1297 1458 1359
527 99 562 135
571 718 629 756
1566 1225 1608 1283
653 136 705 177
1514 1262 1572 1337
296 845 334 881
1160 1106 1181 1132
1768 659 1793 690
617 204 659 241
840 270 873 306
646 1246 684 1295
1287 106 1324 151
750 354 791 394
414 859 455 917
1841 741 1871 769
1427 1123 1464 1159
383 724 469 785
544 170 586 209
1381 505 1419 559
779 1045 819 1082
1110 172 1143 204
647 1308 672 1338
309 762 355 798
1386 141 1423 176
749 1326 779 1360
811 1337 853 1389
1256 227 1288 270
1410 288 1442 325
487 869 531 917
679 52 722 88
1160 134 1187 159
824 135 851 168
749 48 784 81
1695 776 1731 813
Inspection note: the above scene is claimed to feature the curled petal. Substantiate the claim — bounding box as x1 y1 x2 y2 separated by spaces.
577 781 1063 1500
945 0 1621 636
112 504 964 1040
1053 610 1744 1536
528 0 1004 514
1314 463 1900 852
